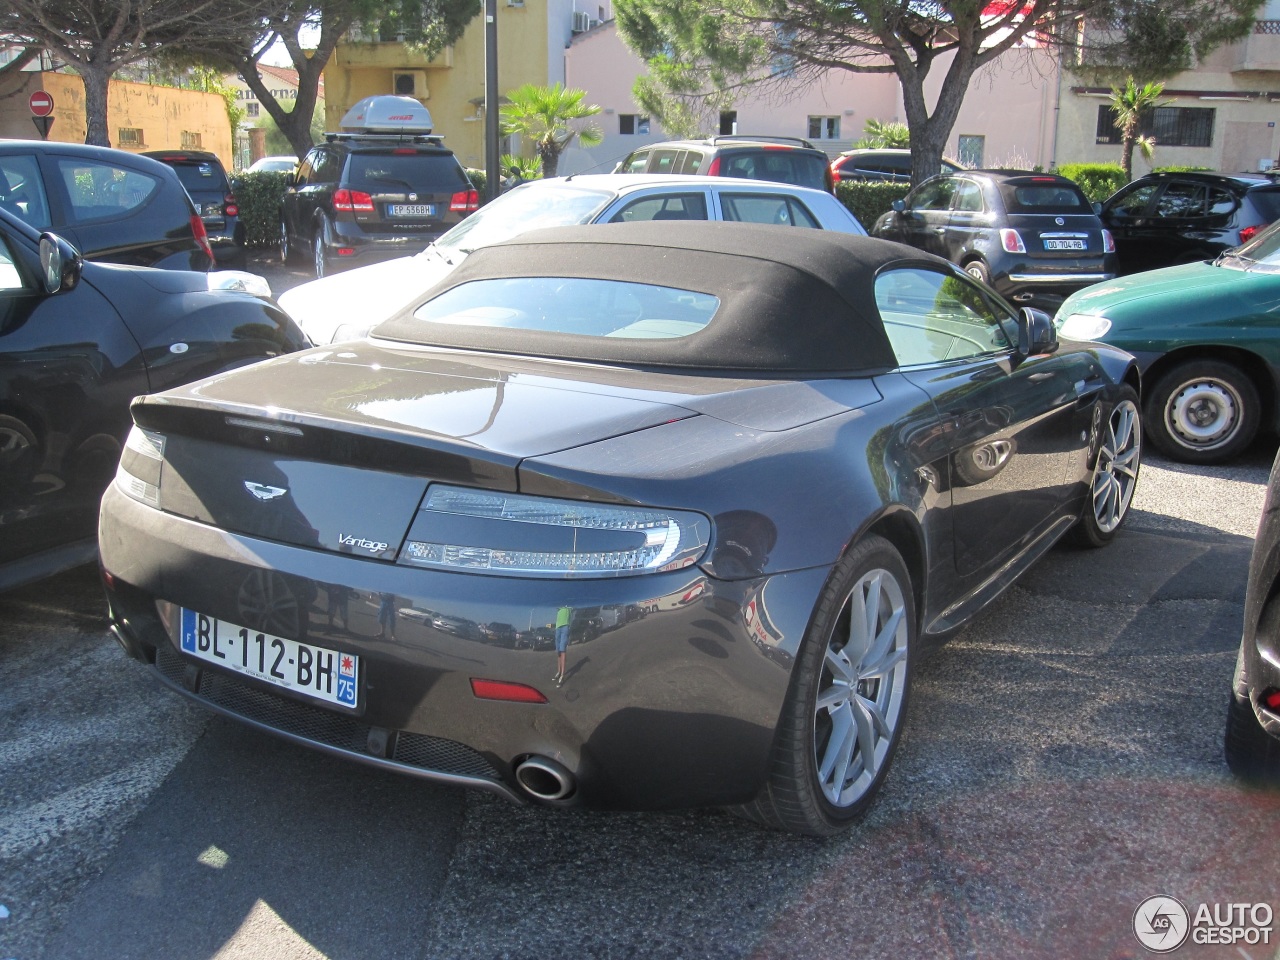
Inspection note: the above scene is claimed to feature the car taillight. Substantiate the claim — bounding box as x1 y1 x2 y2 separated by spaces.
190 213 214 264
1239 224 1264 244
1000 228 1026 254
706 157 721 176
224 193 239 218
1102 229 1115 253
450 189 480 213
333 188 375 213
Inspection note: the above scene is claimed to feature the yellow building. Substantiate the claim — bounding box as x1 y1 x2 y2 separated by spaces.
0 72 233 168
326 2 610 168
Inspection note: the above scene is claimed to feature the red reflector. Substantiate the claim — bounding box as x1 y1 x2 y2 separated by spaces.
470 678 548 703
392 148 416 155
1030 177 1058 182
190 213 214 264
224 204 239 217
336 247 355 256
1239 224 1263 244
1264 690 1280 711
763 145 788 151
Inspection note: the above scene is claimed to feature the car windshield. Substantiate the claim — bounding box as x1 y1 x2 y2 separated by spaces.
999 180 1091 214
1219 217 1280 272
166 161 229 194
411 277 719 339
429 185 613 261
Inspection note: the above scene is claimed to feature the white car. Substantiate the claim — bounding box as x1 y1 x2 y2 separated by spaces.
278 173 866 345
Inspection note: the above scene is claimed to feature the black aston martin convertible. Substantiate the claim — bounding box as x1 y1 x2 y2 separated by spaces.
99 222 1142 835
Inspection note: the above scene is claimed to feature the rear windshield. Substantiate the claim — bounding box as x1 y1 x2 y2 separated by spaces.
1249 188 1280 221
998 180 1091 214
411 277 720 340
167 161 229 193
720 151 828 190
346 153 471 194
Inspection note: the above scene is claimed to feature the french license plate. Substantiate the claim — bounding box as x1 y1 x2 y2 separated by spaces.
388 203 435 217
1044 238 1086 251
179 608 358 708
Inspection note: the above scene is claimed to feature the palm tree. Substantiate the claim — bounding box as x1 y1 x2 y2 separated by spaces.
856 118 911 149
499 83 603 179
1110 78 1168 181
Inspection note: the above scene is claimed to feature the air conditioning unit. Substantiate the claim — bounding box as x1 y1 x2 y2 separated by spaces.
392 70 429 100
571 11 592 32
506 0 525 7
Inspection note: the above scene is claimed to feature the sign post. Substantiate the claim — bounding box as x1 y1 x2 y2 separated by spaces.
29 91 54 140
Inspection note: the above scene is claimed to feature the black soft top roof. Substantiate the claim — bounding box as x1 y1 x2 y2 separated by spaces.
374 221 945 373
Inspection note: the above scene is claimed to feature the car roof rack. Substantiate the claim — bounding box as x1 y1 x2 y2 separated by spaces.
707 135 818 149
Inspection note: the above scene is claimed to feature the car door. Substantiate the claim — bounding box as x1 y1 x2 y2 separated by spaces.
716 191 822 228
0 219 147 568
885 178 956 257
285 149 326 245
942 178 990 264
40 153 167 268
601 191 711 222
875 265 1085 579
1100 180 1162 274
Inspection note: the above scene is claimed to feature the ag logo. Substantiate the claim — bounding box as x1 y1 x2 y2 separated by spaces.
1133 895 1190 953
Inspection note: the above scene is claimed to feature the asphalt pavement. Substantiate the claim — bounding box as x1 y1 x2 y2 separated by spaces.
0 253 1277 959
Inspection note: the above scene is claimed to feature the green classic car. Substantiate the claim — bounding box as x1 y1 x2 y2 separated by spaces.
1056 223 1280 464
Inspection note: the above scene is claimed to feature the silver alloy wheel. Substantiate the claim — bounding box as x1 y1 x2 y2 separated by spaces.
314 229 326 278
813 567 909 807
1165 377 1241 451
1092 397 1141 534
279 219 289 262
965 263 985 281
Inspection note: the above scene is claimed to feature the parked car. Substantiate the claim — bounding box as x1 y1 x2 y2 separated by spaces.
246 156 298 175
0 140 214 270
279 96 478 279
144 150 245 268
616 136 835 193
1226 445 1280 785
1100 171 1280 276
100 221 1141 835
279 173 867 345
0 207 307 590
830 148 962 183
871 170 1117 311
1055 217 1280 463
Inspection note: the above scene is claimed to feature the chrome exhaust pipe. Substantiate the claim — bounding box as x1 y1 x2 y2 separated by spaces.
514 756 575 801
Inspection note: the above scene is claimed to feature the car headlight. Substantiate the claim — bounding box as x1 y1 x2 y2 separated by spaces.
398 484 711 578
207 271 272 299
114 426 165 506
1057 313 1112 340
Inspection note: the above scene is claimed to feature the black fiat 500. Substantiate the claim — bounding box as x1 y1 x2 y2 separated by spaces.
872 170 1117 310
100 222 1141 835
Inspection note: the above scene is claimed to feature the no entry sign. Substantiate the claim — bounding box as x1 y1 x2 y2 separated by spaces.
29 91 54 117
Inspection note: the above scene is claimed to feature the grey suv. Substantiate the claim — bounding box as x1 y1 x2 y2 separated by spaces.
617 136 835 193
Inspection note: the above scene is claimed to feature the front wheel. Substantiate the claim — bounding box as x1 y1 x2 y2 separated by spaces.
1070 386 1141 547
1145 360 1259 464
736 535 914 835
279 218 295 264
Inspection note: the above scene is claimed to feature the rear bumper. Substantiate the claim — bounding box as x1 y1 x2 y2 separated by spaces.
99 484 827 810
994 271 1114 309
324 221 443 269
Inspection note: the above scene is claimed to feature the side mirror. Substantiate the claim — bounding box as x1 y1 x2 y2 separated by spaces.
38 233 82 295
284 172 297 187
892 199 906 213
1016 306 1058 357
1092 201 1103 216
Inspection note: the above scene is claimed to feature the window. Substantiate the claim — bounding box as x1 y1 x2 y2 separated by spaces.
618 114 650 135
0 235 25 292
958 135 984 168
909 179 957 212
719 111 737 136
1153 181 1237 219
720 193 819 228
56 159 158 221
645 149 683 174
1107 182 1158 218
1096 106 1215 148
117 127 145 148
245 102 260 118
609 193 708 222
623 151 649 173
0 154 50 229
180 131 202 150
875 268 1013 366
953 180 984 213
807 116 840 140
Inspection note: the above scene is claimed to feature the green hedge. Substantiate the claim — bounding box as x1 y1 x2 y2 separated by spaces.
1055 163 1127 202
232 171 290 247
835 181 912 229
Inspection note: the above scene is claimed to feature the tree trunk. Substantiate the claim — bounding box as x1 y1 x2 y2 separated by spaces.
80 65 112 147
540 143 560 179
899 52 972 185
1121 138 1134 181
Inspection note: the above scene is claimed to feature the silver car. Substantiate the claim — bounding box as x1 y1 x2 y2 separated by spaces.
278 174 866 345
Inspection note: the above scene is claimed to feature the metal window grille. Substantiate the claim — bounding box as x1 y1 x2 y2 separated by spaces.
1095 106 1214 148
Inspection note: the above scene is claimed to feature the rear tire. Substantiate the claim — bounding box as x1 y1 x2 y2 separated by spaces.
279 218 295 264
964 260 991 285
313 221 328 279
1225 690 1280 784
1145 360 1259 464
735 535 914 836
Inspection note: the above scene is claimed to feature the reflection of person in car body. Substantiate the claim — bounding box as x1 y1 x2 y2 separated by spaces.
553 604 572 685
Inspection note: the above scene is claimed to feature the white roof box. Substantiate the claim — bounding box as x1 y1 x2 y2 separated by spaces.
339 96 434 134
